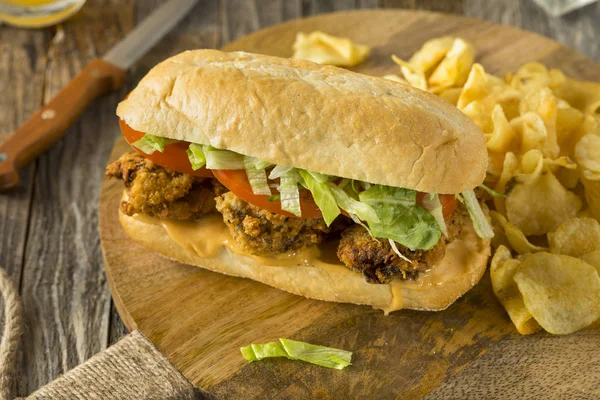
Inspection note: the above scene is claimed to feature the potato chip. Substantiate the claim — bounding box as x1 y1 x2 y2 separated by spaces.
486 150 507 179
514 252 600 334
490 246 541 335
292 31 370 67
514 150 576 185
391 55 427 90
519 88 559 158
437 87 462 106
580 251 600 275
575 133 600 180
490 211 547 254
490 215 510 249
563 114 600 157
515 149 544 184
485 104 517 153
509 62 552 92
554 162 580 189
548 217 600 257
509 62 566 94
428 38 475 89
517 112 548 155
577 208 595 218
506 172 582 236
556 99 584 148
581 176 600 221
458 64 521 132
407 36 455 74
555 78 600 115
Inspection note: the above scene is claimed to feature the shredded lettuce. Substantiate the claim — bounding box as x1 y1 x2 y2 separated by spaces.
278 169 302 216
306 170 329 183
460 190 494 239
388 239 412 262
298 170 340 226
244 156 271 196
131 134 168 154
241 338 352 370
204 146 245 170
328 183 379 223
269 165 294 180
359 185 441 250
186 143 206 170
478 184 507 198
253 159 272 170
420 193 448 236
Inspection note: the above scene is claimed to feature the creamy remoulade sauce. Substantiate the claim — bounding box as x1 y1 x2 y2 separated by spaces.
131 212 487 312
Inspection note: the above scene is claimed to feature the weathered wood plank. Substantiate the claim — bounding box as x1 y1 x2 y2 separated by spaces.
358 0 379 8
465 0 599 61
253 0 302 28
379 0 465 13
517 0 599 61
17 1 135 395
304 0 357 14
0 26 50 398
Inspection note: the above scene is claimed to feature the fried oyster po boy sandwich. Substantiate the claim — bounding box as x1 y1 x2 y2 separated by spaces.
106 50 493 313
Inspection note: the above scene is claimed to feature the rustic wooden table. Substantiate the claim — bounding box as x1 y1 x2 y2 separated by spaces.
1 0 598 397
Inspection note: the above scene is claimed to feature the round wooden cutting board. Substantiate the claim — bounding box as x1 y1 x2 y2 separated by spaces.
99 10 600 399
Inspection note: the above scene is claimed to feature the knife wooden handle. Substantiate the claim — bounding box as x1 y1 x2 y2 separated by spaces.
0 58 126 192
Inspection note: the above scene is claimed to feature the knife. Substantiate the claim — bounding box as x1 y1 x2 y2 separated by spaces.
0 0 199 192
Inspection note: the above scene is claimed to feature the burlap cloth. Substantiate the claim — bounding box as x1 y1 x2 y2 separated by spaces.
0 266 202 400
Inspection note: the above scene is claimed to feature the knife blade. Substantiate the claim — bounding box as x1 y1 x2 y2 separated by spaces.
104 0 198 70
0 0 199 192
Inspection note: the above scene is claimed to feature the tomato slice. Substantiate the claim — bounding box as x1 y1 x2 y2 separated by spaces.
416 192 457 218
212 169 324 218
119 119 213 178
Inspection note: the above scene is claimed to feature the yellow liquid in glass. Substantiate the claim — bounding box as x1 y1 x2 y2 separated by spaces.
0 0 85 28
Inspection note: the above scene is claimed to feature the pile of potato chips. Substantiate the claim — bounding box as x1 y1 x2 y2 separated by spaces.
294 33 600 335
389 36 600 335
292 31 370 67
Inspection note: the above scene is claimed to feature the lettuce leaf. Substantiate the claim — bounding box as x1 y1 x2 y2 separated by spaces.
131 134 168 154
241 338 352 370
298 170 340 226
460 190 494 239
278 169 302 216
328 183 379 223
420 193 448 236
268 165 294 180
186 143 206 170
204 146 245 170
359 185 441 250
244 156 271 196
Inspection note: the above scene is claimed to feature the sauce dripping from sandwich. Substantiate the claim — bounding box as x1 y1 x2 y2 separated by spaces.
130 211 489 312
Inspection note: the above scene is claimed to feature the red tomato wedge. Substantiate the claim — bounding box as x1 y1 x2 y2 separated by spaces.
119 119 213 178
212 169 324 218
416 192 457 218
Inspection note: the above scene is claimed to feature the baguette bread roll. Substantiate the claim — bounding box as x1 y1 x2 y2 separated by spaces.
117 50 486 194
118 191 491 312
